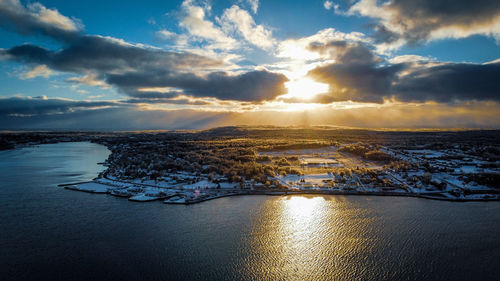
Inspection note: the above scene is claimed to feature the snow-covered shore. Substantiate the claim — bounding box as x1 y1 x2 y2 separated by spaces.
63 175 500 205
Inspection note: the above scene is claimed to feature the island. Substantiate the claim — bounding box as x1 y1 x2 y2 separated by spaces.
2 127 499 204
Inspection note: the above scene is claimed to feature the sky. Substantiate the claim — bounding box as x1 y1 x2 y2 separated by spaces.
0 0 499 130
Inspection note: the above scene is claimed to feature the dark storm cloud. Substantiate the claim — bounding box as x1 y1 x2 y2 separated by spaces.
350 0 500 45
0 96 122 116
0 0 82 42
307 40 500 103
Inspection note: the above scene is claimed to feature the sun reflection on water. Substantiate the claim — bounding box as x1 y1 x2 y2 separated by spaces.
245 195 379 281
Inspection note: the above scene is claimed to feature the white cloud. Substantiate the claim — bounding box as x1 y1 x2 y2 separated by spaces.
20 64 53 79
159 1 275 66
323 1 345 15
277 28 367 60
137 87 183 94
484 57 500 64
348 0 391 20
219 5 275 50
156 29 176 39
388 55 434 64
179 0 239 51
273 28 370 81
428 19 500 43
156 29 191 49
324 1 333 10
76 89 88 94
27 2 82 32
155 29 243 72
0 0 83 34
246 0 259 14
67 73 110 89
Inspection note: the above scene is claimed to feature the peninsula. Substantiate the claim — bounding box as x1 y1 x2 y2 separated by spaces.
2 127 499 204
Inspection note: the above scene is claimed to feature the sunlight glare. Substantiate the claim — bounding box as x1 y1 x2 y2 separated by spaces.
285 78 329 100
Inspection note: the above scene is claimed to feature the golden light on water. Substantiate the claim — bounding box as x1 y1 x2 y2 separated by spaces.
283 196 324 230
245 196 379 280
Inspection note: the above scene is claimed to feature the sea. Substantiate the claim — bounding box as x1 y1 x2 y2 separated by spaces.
1 142 499 281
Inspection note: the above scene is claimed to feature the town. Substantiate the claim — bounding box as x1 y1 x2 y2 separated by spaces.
2 127 499 204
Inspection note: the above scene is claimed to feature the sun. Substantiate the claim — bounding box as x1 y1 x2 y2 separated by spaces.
284 77 329 100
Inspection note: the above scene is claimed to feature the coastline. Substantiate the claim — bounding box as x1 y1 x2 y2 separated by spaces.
60 179 500 204
4 133 498 205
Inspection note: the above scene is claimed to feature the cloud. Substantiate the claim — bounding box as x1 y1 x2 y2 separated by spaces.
175 2 273 52
244 0 259 14
0 96 120 116
66 73 110 89
0 0 83 41
219 5 275 50
155 29 192 50
1 33 287 102
277 93 337 104
2 35 220 73
179 0 239 50
324 1 334 10
277 28 367 61
20 64 53 79
157 1 275 56
124 97 211 106
0 2 289 104
2 0 498 131
0 0 288 104
323 1 350 16
323 0 344 14
307 40 380 65
307 39 500 103
107 69 288 101
308 40 403 102
393 62 500 102
225 101 500 129
314 101 500 129
310 61 402 103
348 0 500 46
124 91 179 100
156 29 177 40
0 102 231 130
2 96 499 129
388 55 434 64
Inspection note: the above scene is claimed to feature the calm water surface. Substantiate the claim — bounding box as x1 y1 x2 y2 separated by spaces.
1 142 500 281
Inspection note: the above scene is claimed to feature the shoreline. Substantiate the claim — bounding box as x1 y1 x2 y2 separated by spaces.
60 180 500 204
7 138 500 205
